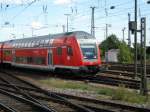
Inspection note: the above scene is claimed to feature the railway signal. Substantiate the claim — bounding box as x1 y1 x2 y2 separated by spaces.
140 17 147 95
129 17 148 95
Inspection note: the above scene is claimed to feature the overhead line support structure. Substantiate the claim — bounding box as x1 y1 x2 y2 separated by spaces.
134 0 138 78
90 6 96 37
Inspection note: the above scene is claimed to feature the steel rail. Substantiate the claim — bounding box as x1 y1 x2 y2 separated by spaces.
1 71 150 112
0 70 95 112
0 102 18 112
5 87 150 112
0 88 125 112
0 88 55 112
0 74 56 112
54 92 150 112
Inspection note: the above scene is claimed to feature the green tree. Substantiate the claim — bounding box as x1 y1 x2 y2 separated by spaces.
118 42 133 63
99 34 133 63
99 34 121 58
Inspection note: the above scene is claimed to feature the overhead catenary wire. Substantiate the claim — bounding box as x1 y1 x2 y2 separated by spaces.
10 0 40 22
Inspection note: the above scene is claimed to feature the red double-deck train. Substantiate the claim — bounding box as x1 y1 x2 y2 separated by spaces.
0 31 101 74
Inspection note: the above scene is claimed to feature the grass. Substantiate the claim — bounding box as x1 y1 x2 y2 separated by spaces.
111 87 148 104
39 78 89 90
39 78 150 105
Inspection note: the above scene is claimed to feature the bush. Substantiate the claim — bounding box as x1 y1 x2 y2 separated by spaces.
118 42 133 63
100 34 134 63
100 34 121 57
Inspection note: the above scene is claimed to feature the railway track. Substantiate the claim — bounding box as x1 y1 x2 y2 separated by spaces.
109 65 150 74
92 74 140 89
102 62 150 67
0 70 149 112
102 70 136 77
0 70 100 112
103 63 150 74
102 70 150 78
5 67 141 90
2 67 140 90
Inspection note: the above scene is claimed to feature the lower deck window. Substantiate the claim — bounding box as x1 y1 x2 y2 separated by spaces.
34 57 45 65
15 57 45 65
15 57 27 63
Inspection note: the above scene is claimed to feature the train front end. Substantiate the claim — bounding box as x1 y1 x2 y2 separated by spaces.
76 32 101 74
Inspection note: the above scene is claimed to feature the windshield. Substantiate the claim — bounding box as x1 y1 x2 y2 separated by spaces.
80 44 97 59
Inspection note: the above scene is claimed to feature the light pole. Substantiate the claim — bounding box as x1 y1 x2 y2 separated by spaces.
105 24 111 39
128 13 131 47
122 27 126 42
105 5 115 39
91 6 96 37
134 0 150 78
147 0 150 4
62 25 65 33
134 0 138 77
64 14 71 32
31 27 34 36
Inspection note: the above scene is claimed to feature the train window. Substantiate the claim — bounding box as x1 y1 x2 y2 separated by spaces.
19 43 22 48
26 42 30 48
34 40 40 47
44 39 50 46
27 42 31 47
34 57 45 65
24 42 26 47
32 41 35 47
39 40 45 46
27 57 33 63
17 42 20 47
21 42 24 48
4 50 12 56
15 57 20 63
20 43 24 48
15 57 27 63
15 43 18 48
22 57 27 63
15 43 17 48
12 43 15 47
57 47 62 55
30 41 34 47
25 42 28 47
19 43 22 47
14 43 17 48
30 41 33 47
67 46 73 56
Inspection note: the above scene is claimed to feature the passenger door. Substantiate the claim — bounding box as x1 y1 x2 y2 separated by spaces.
48 49 53 65
12 49 15 64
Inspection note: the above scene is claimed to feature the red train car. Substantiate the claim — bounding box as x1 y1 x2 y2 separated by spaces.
0 31 101 74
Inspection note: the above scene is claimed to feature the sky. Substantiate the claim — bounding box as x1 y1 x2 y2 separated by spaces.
0 0 150 46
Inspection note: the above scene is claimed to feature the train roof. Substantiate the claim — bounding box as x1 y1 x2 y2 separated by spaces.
4 31 94 44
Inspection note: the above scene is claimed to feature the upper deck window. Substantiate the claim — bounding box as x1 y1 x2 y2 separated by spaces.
57 47 62 55
39 40 45 46
24 42 28 47
44 39 50 46
34 40 40 47
67 46 73 56
31 41 34 47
